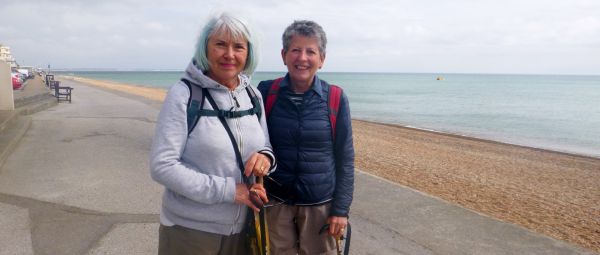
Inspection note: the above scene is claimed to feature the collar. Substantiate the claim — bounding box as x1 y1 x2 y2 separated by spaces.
279 73 325 99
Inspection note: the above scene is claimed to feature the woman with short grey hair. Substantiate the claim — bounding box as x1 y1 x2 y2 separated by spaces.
258 20 355 255
150 12 275 255
281 20 327 57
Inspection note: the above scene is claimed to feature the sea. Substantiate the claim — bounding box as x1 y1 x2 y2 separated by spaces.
57 71 600 158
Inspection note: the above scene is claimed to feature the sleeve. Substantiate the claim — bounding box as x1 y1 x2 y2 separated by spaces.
330 91 355 217
149 83 236 204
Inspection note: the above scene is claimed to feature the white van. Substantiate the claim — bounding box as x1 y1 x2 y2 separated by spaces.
17 69 31 79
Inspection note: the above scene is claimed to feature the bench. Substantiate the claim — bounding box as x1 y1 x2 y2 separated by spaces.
52 81 74 103
49 79 57 90
45 74 54 87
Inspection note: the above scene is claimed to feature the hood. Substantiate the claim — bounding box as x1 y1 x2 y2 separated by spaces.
182 60 252 92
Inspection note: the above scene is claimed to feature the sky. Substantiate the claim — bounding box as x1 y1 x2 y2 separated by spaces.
1 0 599 75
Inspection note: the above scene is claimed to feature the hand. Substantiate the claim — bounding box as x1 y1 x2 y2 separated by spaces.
249 183 268 208
327 216 348 238
234 183 268 212
244 152 271 177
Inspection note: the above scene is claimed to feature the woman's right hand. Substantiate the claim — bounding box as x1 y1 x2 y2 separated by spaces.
244 152 271 177
234 183 268 212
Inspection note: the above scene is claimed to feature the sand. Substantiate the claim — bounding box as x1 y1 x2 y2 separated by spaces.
353 120 600 253
62 76 600 253
65 76 167 102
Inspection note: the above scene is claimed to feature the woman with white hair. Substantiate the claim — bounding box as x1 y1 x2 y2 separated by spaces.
150 12 275 255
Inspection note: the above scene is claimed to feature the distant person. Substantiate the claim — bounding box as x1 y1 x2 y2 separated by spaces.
150 12 275 255
257 20 355 255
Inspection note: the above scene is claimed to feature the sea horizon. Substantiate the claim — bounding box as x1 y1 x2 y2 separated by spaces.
50 68 600 77
57 71 600 159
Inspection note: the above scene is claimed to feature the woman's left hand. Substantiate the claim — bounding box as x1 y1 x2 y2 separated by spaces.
249 183 269 207
327 216 348 238
235 183 268 212
244 152 271 177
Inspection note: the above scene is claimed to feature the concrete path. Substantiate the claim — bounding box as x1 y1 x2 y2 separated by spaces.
0 79 596 255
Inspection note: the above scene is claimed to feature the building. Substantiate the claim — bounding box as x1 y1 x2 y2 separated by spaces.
0 44 18 68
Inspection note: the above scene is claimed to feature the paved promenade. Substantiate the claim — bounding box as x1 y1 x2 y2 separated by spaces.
0 79 596 255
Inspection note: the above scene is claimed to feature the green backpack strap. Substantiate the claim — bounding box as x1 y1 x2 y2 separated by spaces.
245 86 262 120
202 86 251 185
182 79 205 134
182 78 262 135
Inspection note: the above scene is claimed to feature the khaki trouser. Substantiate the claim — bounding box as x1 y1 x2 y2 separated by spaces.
266 203 337 255
158 224 246 255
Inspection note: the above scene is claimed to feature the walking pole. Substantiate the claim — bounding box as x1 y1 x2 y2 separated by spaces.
257 177 271 255
256 176 270 254
263 211 270 254
253 177 264 255
335 236 342 255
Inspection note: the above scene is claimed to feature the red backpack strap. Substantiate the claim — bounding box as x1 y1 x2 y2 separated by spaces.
265 77 284 118
328 84 343 141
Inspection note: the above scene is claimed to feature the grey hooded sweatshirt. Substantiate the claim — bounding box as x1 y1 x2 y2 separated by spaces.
150 61 274 235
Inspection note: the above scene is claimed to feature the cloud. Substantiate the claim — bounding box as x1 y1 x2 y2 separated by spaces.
1 0 598 74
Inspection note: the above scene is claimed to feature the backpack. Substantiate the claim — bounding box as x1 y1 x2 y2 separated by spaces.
182 78 262 134
264 77 343 140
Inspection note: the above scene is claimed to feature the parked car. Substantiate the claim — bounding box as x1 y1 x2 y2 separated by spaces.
12 75 22 89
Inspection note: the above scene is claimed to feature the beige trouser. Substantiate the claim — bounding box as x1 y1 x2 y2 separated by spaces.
266 203 337 255
158 224 247 255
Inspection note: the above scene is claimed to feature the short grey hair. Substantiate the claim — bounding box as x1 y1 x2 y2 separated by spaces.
194 12 259 75
282 20 327 57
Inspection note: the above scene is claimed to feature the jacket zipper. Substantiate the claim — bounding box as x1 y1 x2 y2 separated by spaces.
229 90 244 234
229 90 244 163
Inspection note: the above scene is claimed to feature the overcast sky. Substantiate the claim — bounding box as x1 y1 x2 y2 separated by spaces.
1 0 599 75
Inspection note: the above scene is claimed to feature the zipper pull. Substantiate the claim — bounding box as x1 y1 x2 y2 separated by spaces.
233 96 240 108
